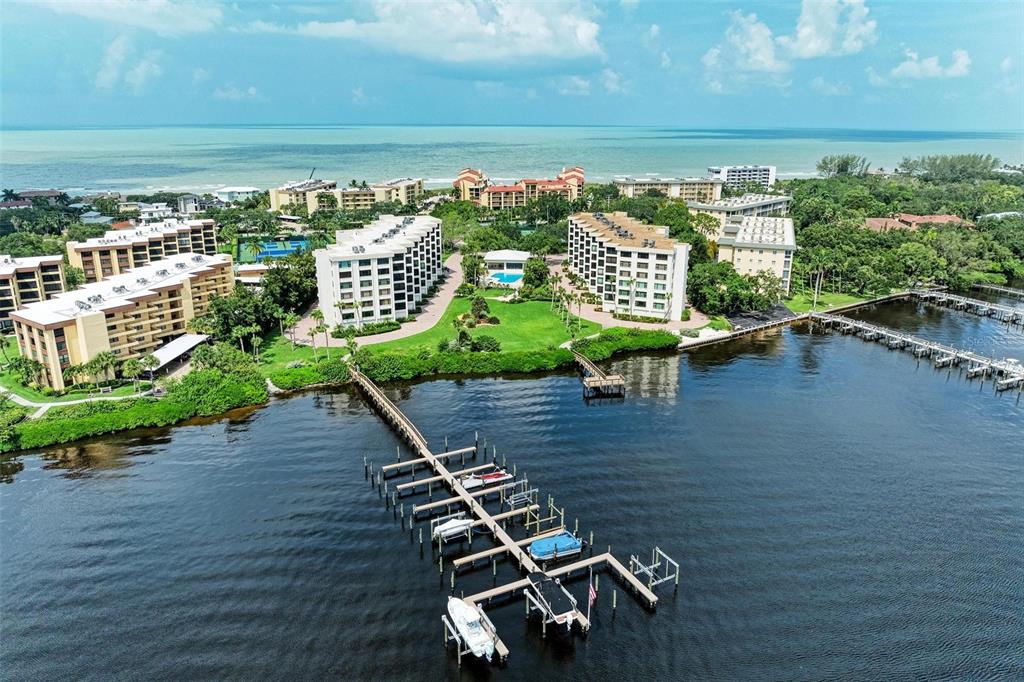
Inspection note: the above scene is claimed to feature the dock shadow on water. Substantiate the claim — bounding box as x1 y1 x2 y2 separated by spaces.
1 301 1022 681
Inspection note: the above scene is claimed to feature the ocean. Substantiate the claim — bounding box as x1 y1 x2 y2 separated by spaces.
1 126 1022 194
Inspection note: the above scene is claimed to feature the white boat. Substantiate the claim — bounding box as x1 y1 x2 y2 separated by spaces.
432 516 474 541
460 468 514 491
447 597 495 660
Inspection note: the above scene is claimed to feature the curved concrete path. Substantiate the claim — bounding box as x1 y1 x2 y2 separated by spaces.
1 384 154 419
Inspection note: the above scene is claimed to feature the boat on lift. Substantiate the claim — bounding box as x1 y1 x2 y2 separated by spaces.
526 572 578 629
447 597 496 660
432 514 474 541
460 467 513 491
528 531 583 561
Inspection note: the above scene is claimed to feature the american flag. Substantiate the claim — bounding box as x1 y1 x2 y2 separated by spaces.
588 582 597 608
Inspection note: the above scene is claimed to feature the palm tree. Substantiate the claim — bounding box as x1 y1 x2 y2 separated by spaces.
283 312 301 350
315 323 329 359
62 363 82 388
91 351 118 386
351 300 363 329
344 329 359 358
1 189 17 201
120 358 143 392
663 292 673 322
307 327 319 363
626 278 636 319
252 336 263 363
310 310 329 359
231 325 249 353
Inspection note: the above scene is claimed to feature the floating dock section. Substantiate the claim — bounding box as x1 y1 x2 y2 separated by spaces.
571 350 625 398
811 312 1024 392
351 367 677 667
909 289 1023 325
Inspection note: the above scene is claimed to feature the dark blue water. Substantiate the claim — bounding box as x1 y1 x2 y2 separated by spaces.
2 301 1022 681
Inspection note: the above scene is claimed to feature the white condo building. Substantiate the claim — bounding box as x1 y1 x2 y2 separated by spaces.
686 193 792 232
315 215 442 327
707 165 777 190
716 216 797 293
568 212 690 321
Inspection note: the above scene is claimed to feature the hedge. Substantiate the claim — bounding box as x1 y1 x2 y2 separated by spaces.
571 328 679 361
355 348 574 382
265 358 351 391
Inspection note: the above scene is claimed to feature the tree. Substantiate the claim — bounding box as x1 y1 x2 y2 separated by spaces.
141 353 159 379
89 350 118 385
10 357 44 386
64 265 86 289
311 309 329 359
470 296 490 320
461 253 485 288
1 189 17 201
307 327 319 363
522 257 549 289
283 312 301 350
120 358 143 391
817 155 871 178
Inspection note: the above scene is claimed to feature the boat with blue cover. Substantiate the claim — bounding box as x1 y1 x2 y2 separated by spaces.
528 531 583 561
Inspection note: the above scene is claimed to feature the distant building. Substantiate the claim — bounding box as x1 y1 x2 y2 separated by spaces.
716 216 796 293
707 165 777 191
11 253 233 391
270 178 423 213
177 194 202 215
1 254 66 330
80 211 115 225
567 212 690 321
0 199 32 210
613 176 723 202
686 193 792 232
235 263 270 289
138 203 174 222
214 186 261 203
454 167 585 209
17 189 63 206
484 249 531 287
315 215 442 328
370 178 424 205
66 218 219 283
863 213 973 232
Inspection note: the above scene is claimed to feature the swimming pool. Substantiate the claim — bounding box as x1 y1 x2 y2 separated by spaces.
255 240 308 259
489 272 523 284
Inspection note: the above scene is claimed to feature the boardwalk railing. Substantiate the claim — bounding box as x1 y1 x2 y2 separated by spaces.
973 282 1024 300
909 289 1023 324
570 350 625 397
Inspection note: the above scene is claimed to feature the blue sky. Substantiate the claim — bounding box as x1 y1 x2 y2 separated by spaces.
1 0 1022 130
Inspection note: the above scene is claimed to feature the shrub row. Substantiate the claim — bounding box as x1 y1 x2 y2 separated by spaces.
331 320 401 338
265 358 351 391
355 348 574 383
571 328 679 361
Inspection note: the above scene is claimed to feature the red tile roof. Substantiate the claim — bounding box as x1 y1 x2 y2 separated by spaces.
483 185 524 193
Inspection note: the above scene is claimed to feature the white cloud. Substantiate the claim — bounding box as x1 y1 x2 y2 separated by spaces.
192 67 211 84
30 0 222 36
702 12 789 93
245 1 604 64
648 24 659 39
890 49 971 79
601 68 626 94
621 0 639 10
213 84 261 101
124 51 163 93
1000 57 1014 74
778 0 877 59
865 66 889 87
811 76 850 95
95 35 130 90
351 86 368 104
660 51 672 69
558 75 590 96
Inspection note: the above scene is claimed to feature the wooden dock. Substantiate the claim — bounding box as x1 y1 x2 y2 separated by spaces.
973 282 1024 300
811 312 1024 391
909 289 1023 324
571 350 625 398
350 366 676 665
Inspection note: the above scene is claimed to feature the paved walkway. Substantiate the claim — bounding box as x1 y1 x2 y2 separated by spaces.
1 384 154 419
546 255 710 331
293 253 464 349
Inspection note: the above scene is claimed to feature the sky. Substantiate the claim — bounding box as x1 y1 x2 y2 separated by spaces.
1 0 1022 130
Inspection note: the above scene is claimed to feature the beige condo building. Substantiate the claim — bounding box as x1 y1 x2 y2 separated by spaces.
66 219 218 283
716 216 796 293
1 254 66 330
613 176 724 203
270 178 424 213
11 253 234 391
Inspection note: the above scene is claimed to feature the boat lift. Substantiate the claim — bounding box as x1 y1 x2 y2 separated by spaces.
442 604 507 668
524 573 585 638
431 512 473 543
629 546 681 591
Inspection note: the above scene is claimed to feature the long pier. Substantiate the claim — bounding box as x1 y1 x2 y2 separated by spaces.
811 312 1024 391
350 367 672 666
973 282 1024 300
571 350 625 397
909 289 1023 324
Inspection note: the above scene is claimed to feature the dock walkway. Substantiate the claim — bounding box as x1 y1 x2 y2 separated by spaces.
571 350 625 397
973 282 1024 300
909 289 1023 324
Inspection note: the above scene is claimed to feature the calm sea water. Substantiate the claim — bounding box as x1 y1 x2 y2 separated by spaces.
1 126 1022 194
2 300 1022 681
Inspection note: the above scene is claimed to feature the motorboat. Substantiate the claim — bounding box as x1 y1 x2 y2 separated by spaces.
460 468 513 491
528 531 583 561
447 597 495 660
432 515 474 541
526 572 577 628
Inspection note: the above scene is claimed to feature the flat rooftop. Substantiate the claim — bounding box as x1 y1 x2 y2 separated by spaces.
720 216 796 250
321 214 440 258
374 177 422 187
570 212 676 250
1 254 62 276
687 193 791 211
613 176 722 184
277 179 335 192
12 253 230 327
67 219 214 250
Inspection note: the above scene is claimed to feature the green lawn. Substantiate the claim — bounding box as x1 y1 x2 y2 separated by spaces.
785 291 872 314
706 316 733 331
370 297 600 353
258 330 332 374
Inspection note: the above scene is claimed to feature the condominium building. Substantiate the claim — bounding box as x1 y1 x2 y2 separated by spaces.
66 218 219 283
716 216 796 293
454 167 585 209
214 186 261 203
707 165 777 190
613 176 724 202
314 215 443 328
270 178 424 213
567 212 690 321
1 254 66 330
371 178 424 205
11 253 233 391
686 193 792 233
